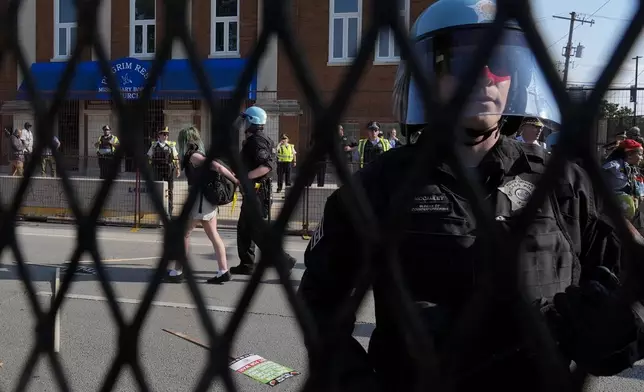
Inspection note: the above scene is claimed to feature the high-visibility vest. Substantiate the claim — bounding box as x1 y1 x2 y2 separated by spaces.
277 143 295 162
96 135 119 155
357 137 390 168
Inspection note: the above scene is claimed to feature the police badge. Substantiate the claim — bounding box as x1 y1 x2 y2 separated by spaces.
498 176 535 211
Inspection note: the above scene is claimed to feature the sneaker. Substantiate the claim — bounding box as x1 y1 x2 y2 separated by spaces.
164 269 184 283
230 265 254 275
206 271 231 284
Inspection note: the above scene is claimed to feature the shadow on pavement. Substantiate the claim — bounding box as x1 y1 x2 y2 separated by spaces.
0 262 303 286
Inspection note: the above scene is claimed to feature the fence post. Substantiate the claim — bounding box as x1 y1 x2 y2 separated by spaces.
131 168 141 232
301 185 310 240
51 267 61 353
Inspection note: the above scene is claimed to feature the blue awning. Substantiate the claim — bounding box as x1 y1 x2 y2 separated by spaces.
157 58 257 100
17 61 103 100
18 58 257 100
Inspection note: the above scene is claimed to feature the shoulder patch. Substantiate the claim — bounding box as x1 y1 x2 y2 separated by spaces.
258 149 269 160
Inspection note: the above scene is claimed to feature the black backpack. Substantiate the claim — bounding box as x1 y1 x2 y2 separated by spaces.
202 158 236 206
185 150 236 206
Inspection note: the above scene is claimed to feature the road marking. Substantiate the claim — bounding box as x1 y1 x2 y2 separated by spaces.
35 291 272 317
17 231 308 253
34 291 377 328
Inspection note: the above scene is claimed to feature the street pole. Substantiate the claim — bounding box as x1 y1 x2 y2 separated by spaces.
634 56 641 126
562 12 576 87
553 12 595 87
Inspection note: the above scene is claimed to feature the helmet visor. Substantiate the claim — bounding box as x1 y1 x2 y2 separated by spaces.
394 27 560 127
234 112 252 133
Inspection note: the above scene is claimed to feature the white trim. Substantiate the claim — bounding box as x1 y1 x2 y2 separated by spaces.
374 0 409 63
53 0 78 60
130 0 156 57
210 0 240 57
328 0 362 64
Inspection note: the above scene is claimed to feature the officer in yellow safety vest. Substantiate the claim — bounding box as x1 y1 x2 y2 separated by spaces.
147 127 180 216
357 121 390 168
94 125 120 179
276 133 296 192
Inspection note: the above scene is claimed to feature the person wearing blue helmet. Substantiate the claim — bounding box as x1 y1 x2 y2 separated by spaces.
545 130 559 153
298 0 643 391
230 106 297 275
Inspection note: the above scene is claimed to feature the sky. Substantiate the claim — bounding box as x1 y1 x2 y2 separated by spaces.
531 0 640 88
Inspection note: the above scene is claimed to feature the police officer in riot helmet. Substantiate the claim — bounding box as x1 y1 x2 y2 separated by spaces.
230 106 297 275
298 0 644 391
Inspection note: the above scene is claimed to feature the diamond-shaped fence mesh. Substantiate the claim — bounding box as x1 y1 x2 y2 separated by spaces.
2 0 644 391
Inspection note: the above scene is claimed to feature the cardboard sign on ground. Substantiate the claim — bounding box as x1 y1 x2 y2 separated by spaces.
162 328 300 387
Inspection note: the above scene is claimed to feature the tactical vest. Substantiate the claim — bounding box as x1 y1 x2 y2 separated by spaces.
151 142 175 168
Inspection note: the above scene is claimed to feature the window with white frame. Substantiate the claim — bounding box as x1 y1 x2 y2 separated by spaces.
329 0 361 63
54 0 77 58
130 0 156 57
211 0 239 56
375 0 409 62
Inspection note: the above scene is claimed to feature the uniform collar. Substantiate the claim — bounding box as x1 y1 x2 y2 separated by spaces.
435 136 534 179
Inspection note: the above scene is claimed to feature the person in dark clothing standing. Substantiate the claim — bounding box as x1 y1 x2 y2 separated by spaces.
147 127 181 216
94 125 120 179
298 1 644 391
230 106 297 275
339 124 358 163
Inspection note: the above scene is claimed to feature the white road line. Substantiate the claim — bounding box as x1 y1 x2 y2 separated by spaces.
35 291 286 318
16 231 308 252
34 291 376 327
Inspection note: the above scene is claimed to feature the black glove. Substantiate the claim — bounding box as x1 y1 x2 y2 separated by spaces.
552 266 640 376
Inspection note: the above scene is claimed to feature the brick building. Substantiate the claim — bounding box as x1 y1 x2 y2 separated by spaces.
278 0 435 149
0 0 435 173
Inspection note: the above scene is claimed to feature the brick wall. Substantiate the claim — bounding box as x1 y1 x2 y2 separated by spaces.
36 0 92 61
277 0 436 144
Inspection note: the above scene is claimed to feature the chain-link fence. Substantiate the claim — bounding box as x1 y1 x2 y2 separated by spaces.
3 0 644 391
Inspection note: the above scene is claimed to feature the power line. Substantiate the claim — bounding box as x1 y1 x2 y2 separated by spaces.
589 14 630 22
547 0 612 49
627 69 644 86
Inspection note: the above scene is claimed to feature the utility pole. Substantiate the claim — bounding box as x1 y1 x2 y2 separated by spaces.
634 56 641 125
553 12 595 87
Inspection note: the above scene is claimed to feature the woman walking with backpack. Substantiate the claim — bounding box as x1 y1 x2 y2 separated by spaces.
165 126 239 284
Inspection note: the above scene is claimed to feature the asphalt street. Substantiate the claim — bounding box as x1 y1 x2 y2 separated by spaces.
0 223 642 391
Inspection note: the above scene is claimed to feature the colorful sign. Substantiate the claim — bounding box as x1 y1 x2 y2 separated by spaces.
229 354 300 387
98 57 152 100
162 328 301 387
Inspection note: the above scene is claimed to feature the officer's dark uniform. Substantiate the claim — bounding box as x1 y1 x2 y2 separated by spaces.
148 136 179 216
235 130 277 272
309 137 328 187
357 137 390 168
94 127 119 180
299 136 643 391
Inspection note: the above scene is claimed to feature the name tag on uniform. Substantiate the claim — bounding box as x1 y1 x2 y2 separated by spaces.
411 188 452 214
498 176 535 211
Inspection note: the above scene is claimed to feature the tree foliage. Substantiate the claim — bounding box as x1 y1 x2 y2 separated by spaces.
599 99 634 118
